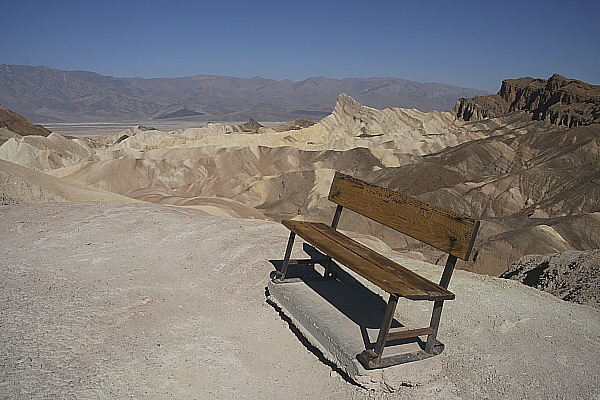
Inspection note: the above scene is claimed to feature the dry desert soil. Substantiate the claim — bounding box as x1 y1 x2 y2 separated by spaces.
1 202 598 399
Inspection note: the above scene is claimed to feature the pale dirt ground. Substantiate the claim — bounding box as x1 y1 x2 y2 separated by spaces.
1 202 599 399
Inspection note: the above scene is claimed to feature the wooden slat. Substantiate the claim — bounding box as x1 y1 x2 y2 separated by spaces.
282 220 455 301
328 172 480 260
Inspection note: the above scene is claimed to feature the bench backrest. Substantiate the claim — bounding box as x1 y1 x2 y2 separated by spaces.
328 172 479 261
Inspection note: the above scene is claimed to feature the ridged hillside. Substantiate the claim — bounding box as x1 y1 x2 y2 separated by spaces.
0 108 52 146
454 74 600 126
1 88 598 279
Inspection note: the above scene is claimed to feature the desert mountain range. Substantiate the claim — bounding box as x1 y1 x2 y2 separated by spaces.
0 64 488 123
1 72 599 398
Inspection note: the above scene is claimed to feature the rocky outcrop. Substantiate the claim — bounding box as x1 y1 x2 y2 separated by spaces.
271 118 315 132
231 119 264 134
302 93 469 154
502 74 600 126
501 249 599 308
452 94 509 121
454 74 600 127
0 109 52 145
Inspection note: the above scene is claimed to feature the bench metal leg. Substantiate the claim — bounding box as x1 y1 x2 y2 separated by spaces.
324 205 344 279
271 231 295 282
272 230 338 282
425 300 444 354
357 294 398 368
280 231 296 280
323 256 337 278
374 294 399 357
422 254 455 353
331 205 343 229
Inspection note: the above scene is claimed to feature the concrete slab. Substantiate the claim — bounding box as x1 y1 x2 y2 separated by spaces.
267 274 429 387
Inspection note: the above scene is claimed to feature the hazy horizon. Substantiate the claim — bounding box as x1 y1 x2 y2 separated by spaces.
2 0 599 93
1 63 496 92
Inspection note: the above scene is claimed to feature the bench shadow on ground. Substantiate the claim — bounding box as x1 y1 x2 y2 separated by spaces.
269 243 427 351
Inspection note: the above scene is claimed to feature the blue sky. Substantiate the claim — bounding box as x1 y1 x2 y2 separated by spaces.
1 0 599 92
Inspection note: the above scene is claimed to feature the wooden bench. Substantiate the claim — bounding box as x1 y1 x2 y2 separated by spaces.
271 172 479 369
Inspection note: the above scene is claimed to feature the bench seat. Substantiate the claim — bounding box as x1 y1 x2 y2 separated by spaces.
282 220 455 301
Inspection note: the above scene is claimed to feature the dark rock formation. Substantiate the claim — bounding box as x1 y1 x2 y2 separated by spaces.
231 119 264 133
501 249 599 308
454 74 600 127
452 94 510 121
0 108 52 137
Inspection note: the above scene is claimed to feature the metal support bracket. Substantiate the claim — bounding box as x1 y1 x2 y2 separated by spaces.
356 291 449 369
358 341 444 369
